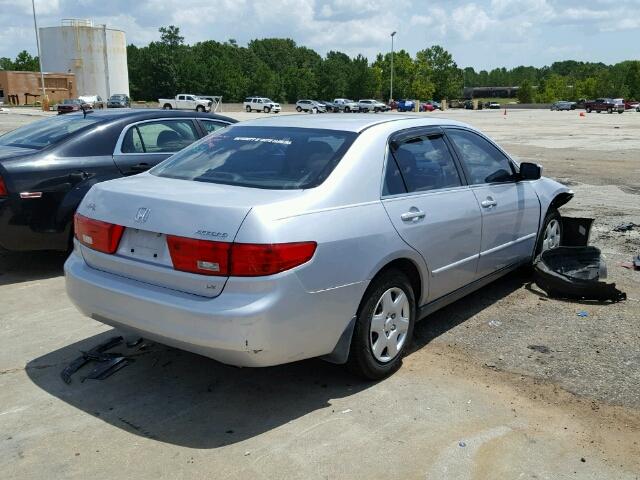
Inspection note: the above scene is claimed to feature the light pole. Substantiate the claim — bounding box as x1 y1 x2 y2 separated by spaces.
390 31 396 103
31 0 47 110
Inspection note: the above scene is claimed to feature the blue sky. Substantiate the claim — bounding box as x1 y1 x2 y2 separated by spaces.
2 0 639 70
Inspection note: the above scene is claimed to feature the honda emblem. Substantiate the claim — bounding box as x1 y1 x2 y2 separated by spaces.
134 207 150 223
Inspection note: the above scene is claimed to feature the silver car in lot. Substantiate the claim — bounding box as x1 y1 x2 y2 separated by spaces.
65 115 572 379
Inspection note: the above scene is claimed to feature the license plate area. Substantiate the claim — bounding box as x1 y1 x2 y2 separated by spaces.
117 228 172 266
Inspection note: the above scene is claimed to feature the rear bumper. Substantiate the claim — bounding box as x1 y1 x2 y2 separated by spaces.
64 250 363 367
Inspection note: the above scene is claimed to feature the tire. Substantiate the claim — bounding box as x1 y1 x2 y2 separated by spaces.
312 107 318 114
374 107 380 113
607 107 613 114
586 107 591 113
163 104 172 110
344 106 350 113
245 105 251 112
535 209 562 258
264 106 271 113
618 110 623 114
196 105 205 112
347 268 416 380
296 106 302 112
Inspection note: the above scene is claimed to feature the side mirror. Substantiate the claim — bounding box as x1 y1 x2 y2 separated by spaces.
519 162 542 180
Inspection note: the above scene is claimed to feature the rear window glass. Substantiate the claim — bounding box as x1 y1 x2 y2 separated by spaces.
151 126 358 190
0 114 101 150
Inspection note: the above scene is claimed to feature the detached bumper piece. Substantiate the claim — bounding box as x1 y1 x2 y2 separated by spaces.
60 336 131 383
534 246 626 303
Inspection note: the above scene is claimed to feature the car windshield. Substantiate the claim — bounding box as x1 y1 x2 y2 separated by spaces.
0 114 101 150
151 126 358 190
110 95 125 100
264 98 274 103
63 99 80 105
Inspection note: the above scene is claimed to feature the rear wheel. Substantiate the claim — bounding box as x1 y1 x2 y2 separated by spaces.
586 107 591 113
163 104 172 110
347 269 415 380
245 105 251 112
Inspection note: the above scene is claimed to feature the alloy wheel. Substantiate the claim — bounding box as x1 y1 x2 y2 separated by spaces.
369 287 410 363
542 219 561 252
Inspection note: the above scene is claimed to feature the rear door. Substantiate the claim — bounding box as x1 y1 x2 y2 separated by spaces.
381 127 483 302
112 118 200 175
445 127 540 277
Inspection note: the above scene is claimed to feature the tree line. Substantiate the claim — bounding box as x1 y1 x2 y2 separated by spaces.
3 26 639 103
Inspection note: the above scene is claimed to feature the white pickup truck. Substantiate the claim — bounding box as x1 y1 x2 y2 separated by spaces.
159 94 212 112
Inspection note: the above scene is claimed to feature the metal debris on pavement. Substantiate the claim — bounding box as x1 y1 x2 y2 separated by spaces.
60 336 123 384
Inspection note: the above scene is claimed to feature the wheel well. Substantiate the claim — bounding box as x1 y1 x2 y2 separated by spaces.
373 258 422 304
548 192 574 213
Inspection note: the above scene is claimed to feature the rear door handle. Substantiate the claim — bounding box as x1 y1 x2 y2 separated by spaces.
481 197 497 208
401 208 426 222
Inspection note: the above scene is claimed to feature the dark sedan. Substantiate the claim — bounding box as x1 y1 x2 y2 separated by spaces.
107 94 131 108
0 109 235 252
57 98 90 115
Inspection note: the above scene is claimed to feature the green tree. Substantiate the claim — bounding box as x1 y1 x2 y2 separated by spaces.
517 79 533 103
422 45 462 100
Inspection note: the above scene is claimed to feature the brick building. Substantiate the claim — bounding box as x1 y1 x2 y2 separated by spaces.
0 71 77 105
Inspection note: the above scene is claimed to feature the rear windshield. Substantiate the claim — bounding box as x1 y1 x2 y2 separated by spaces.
151 126 358 190
0 114 101 150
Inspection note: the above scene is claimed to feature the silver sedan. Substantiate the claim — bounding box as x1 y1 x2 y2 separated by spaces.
65 114 572 379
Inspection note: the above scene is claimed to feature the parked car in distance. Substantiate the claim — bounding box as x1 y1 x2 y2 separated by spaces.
57 98 90 115
358 99 388 113
396 99 416 112
244 97 281 113
319 100 338 112
333 98 360 112
64 114 572 379
0 110 235 253
623 100 639 110
107 94 130 108
585 98 624 114
486 102 501 109
551 101 573 111
79 95 106 109
296 100 326 113
160 94 212 112
424 100 441 110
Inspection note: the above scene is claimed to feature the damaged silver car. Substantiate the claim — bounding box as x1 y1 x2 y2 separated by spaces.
65 115 573 379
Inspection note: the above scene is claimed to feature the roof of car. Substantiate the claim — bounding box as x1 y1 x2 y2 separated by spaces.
56 109 236 124
237 113 467 133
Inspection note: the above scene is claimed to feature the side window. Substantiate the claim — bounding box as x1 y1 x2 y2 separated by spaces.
390 134 462 193
121 127 145 153
383 154 407 196
446 129 514 184
200 120 228 135
123 120 199 154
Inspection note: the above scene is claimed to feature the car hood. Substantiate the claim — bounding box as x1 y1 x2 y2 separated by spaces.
0 145 39 163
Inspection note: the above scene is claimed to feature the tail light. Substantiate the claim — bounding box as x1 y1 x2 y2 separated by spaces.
167 236 316 277
74 213 124 254
0 176 7 197
167 236 231 276
231 242 317 276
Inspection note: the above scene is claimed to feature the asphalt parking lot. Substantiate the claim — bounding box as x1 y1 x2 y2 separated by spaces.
1 108 639 479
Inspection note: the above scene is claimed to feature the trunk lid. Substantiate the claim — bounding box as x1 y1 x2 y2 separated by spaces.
77 173 302 297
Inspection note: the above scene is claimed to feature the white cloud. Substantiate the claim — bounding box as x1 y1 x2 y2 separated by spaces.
0 0 639 69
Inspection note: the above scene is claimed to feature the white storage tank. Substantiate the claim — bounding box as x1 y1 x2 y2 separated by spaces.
39 19 129 100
